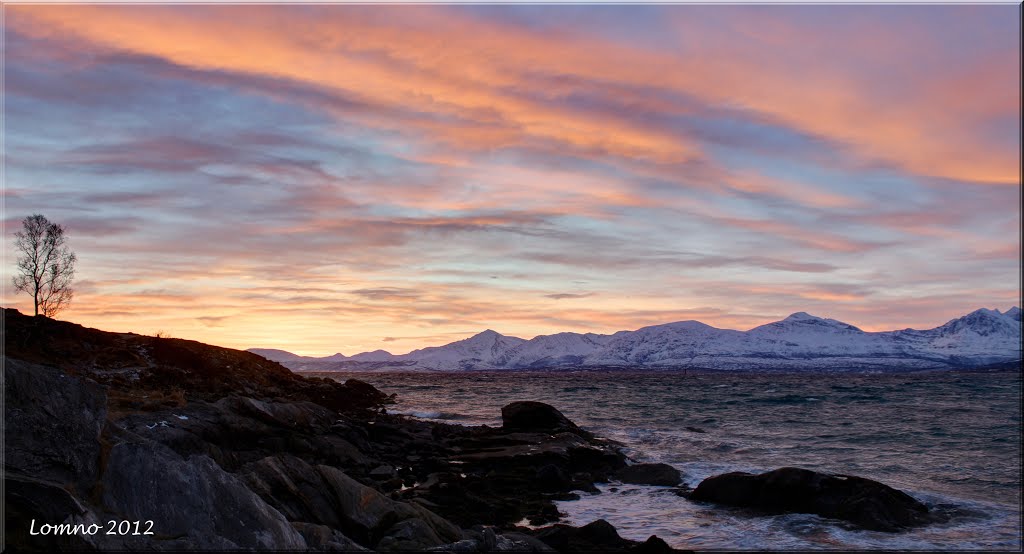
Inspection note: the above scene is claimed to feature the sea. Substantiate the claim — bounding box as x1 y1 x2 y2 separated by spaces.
324 370 1021 551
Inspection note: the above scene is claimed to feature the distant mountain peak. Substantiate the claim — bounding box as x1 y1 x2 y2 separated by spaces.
263 306 1020 372
638 319 714 333
766 312 861 332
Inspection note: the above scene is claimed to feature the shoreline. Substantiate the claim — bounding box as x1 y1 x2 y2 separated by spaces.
5 309 1010 551
3 309 686 552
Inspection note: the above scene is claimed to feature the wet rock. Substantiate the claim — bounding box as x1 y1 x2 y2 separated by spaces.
502 401 582 433
635 535 675 554
101 440 306 549
614 463 682 486
533 520 687 553
429 531 556 552
533 520 627 552
689 466 932 532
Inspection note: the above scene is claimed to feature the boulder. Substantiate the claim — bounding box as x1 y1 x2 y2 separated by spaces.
614 463 682 486
635 535 676 554
689 467 932 532
534 520 686 553
101 440 307 549
533 520 628 552
502 401 582 433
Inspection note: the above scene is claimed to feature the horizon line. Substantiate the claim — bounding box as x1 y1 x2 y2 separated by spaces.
250 304 1022 359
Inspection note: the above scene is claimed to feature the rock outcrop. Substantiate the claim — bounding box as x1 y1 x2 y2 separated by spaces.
688 466 934 532
614 463 683 487
501 401 585 434
3 309 681 552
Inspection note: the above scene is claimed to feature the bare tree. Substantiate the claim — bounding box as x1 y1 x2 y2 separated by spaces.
13 214 77 318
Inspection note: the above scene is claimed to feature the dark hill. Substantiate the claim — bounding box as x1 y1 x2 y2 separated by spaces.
2 309 679 552
3 307 390 415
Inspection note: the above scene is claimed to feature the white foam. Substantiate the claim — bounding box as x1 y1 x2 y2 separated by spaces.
557 482 1021 550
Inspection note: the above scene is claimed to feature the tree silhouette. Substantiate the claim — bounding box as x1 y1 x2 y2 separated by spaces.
13 214 77 318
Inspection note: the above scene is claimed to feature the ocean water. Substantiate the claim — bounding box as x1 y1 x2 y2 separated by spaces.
324 370 1021 550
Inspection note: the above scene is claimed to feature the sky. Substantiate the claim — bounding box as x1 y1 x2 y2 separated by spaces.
2 4 1021 356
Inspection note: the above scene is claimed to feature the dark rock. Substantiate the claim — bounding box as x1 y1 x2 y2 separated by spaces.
577 519 622 544
500 531 559 552
4 310 687 552
376 517 444 551
533 520 689 553
534 519 626 552
241 454 460 548
343 378 393 406
502 401 582 433
635 535 674 554
614 463 682 486
101 439 307 549
3 473 97 552
427 539 482 552
483 526 498 550
229 395 337 430
371 464 398 479
317 463 462 548
537 464 572 491
3 358 107 493
291 521 368 551
689 466 932 531
242 454 348 529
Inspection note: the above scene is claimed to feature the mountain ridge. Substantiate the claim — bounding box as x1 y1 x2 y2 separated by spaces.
251 307 1022 372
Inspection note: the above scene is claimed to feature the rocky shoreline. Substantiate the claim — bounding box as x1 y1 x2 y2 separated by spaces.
4 309 943 551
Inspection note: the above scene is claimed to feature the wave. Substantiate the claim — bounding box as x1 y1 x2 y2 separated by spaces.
387 408 473 421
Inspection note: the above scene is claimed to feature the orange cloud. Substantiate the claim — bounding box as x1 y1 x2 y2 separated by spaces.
5 5 1018 356
10 4 1017 189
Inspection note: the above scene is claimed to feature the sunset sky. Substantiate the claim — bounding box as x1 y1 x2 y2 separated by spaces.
3 4 1020 356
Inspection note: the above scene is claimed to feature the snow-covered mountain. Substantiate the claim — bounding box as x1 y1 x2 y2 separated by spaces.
250 307 1021 372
